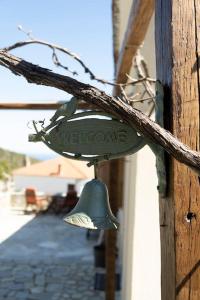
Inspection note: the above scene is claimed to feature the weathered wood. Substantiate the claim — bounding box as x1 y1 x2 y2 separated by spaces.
115 0 155 84
0 50 199 174
98 149 124 300
98 161 124 300
98 161 116 300
105 228 116 300
0 101 90 110
155 1 200 300
112 0 120 68
3 38 118 87
106 159 124 300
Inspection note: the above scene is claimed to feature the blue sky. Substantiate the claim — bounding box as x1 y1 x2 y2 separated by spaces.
0 0 114 159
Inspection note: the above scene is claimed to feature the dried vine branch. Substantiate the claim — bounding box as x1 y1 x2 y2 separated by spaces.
121 52 156 115
0 50 199 174
135 52 155 116
2 27 156 108
2 35 155 87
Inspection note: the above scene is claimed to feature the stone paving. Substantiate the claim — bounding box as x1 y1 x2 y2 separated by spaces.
0 261 104 300
0 211 120 300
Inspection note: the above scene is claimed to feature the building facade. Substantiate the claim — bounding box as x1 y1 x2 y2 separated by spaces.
112 1 161 299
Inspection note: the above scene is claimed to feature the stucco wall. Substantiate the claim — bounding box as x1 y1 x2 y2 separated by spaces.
118 0 133 49
115 2 161 300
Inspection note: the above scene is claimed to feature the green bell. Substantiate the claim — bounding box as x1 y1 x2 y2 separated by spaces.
64 179 119 230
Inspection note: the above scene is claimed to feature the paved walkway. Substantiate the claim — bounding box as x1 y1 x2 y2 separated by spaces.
0 261 102 300
0 211 120 300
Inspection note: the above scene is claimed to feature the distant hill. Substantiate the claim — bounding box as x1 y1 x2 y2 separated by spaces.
0 148 39 179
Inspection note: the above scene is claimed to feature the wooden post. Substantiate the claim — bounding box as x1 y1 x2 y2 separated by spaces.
106 159 124 300
98 159 124 300
155 1 200 300
115 0 154 84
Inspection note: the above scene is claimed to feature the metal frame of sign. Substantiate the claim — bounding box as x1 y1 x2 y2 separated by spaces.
29 109 146 166
29 82 166 195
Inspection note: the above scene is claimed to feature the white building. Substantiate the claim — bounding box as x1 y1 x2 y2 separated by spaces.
13 156 94 196
112 1 161 300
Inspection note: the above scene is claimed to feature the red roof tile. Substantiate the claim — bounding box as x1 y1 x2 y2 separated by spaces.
13 156 94 179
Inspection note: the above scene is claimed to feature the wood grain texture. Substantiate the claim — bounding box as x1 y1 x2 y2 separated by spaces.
173 1 200 299
98 161 116 300
106 159 124 300
98 159 124 300
155 2 175 299
155 1 200 299
115 0 155 84
112 0 120 68
0 101 91 110
0 50 200 174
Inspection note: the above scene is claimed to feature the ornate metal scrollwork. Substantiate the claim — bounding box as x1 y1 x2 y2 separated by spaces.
29 97 146 166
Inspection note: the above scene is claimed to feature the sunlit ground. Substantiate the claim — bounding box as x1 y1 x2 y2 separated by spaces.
0 209 114 300
0 209 35 244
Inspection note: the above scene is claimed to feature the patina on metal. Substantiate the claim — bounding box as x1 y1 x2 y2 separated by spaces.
148 81 167 197
27 91 168 231
29 97 146 166
64 179 119 230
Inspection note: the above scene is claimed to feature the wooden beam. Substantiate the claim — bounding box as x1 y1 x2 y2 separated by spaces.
98 159 124 300
115 0 155 85
110 2 154 298
0 101 93 110
106 159 124 300
98 161 116 300
112 0 120 69
155 1 200 300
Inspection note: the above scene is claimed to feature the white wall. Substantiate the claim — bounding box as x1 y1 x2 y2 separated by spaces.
121 147 161 300
13 175 87 196
118 0 133 48
133 148 160 300
115 2 161 299
119 155 137 300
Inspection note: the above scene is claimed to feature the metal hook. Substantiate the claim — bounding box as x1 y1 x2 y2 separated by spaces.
27 120 35 129
94 161 98 179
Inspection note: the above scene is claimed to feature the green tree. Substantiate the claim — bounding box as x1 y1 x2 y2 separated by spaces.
0 160 10 180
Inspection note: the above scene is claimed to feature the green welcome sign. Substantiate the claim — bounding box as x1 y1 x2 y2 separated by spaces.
29 97 146 165
28 90 166 231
